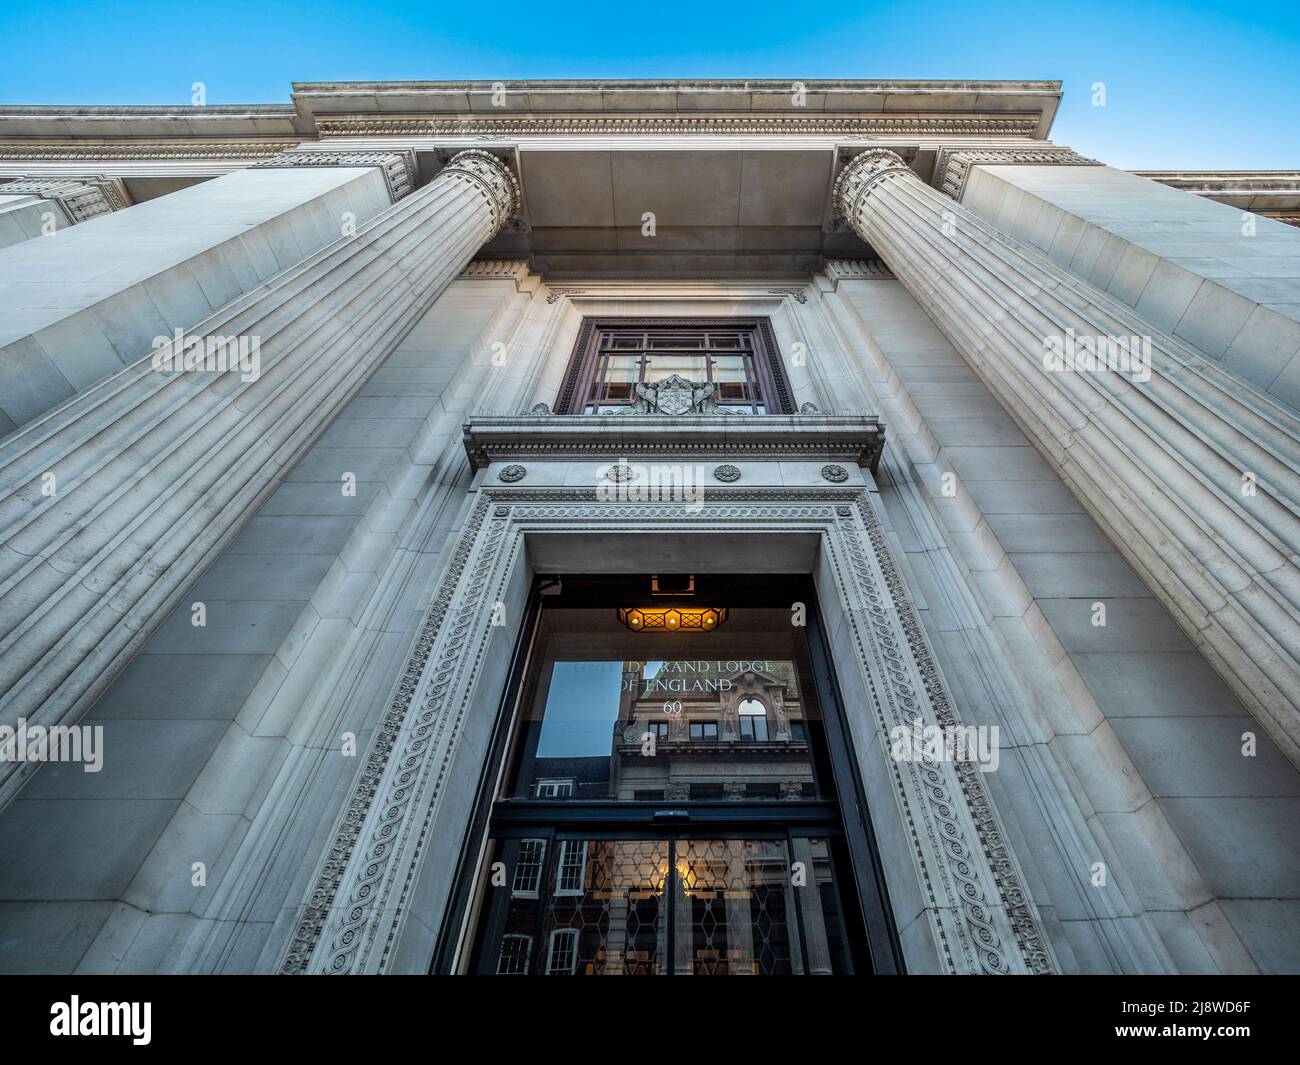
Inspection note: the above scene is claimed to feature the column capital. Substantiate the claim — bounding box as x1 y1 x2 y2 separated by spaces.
831 148 912 223
252 148 419 201
440 149 521 231
932 145 1099 200
0 176 131 221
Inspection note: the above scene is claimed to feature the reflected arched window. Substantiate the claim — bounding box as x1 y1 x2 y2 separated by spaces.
738 697 769 742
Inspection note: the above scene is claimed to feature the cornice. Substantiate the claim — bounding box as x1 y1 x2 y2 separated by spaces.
462 414 887 471
1136 171 1300 227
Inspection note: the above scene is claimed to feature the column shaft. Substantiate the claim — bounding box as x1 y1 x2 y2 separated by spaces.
835 149 1300 763
0 150 519 806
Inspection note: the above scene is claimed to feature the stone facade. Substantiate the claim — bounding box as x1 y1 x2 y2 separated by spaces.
0 80 1296 975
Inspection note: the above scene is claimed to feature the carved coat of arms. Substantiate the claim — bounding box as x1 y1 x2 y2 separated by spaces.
621 374 722 415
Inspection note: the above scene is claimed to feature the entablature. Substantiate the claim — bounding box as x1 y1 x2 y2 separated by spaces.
462 413 886 475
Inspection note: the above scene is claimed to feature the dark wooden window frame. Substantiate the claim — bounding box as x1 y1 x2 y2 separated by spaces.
554 317 796 415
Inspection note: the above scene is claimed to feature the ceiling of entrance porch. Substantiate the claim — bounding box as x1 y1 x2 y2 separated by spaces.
476 146 874 277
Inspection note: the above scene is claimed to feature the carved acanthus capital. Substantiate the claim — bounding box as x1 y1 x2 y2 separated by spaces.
0 177 131 222
252 149 418 202
441 150 521 234
932 146 1100 200
832 149 912 223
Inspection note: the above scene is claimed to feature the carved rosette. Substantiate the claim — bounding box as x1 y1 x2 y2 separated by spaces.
832 149 912 223
440 150 521 235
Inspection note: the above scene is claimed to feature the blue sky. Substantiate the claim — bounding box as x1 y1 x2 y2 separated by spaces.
1 0 1296 168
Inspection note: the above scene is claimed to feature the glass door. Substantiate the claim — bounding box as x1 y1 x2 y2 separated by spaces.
474 833 854 975
448 576 899 975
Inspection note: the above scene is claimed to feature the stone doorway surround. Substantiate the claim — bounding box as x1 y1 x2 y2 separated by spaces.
283 413 1055 975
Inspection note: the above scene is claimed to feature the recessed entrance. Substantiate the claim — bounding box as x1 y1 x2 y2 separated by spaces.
444 575 899 975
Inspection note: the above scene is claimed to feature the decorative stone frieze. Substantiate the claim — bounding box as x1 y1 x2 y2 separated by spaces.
930 146 1101 200
0 149 521 808
0 142 298 161
252 148 420 202
0 177 131 221
713 464 741 482
316 114 1041 138
834 147 1300 764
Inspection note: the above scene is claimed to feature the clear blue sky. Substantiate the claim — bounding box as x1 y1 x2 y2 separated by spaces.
2 0 1296 169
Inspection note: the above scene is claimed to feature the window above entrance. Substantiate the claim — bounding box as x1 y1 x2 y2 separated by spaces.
554 318 795 416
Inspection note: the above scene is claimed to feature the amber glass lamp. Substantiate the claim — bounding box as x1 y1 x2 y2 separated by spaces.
617 606 727 633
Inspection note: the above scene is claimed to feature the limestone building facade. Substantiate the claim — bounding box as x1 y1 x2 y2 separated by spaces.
0 79 1297 975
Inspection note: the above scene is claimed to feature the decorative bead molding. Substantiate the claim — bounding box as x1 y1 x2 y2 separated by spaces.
932 146 1100 200
315 114 1042 138
0 177 131 222
252 148 419 201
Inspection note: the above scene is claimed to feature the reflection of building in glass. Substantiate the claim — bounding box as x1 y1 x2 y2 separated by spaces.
608 660 815 802
490 836 847 975
523 659 816 802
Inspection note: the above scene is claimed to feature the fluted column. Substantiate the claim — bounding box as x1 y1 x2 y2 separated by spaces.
0 150 519 806
834 148 1300 764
